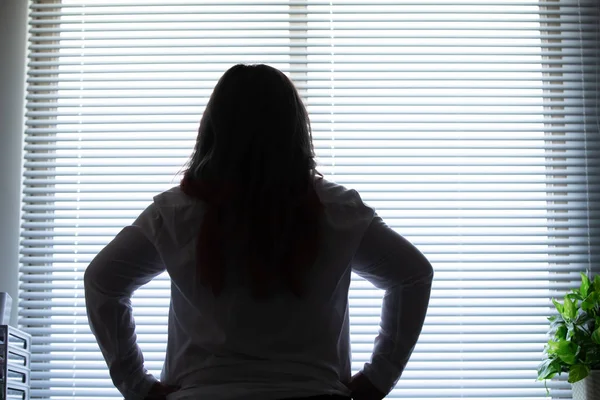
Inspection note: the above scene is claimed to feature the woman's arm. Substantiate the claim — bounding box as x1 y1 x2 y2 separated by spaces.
84 210 166 400
351 215 434 397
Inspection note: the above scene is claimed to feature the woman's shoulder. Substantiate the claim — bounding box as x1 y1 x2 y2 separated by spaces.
139 186 206 248
153 185 200 208
315 177 369 208
314 177 375 232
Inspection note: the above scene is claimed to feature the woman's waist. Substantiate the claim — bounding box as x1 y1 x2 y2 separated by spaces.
166 380 351 400
163 358 350 393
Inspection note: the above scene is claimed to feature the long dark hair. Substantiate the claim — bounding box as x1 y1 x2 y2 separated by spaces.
180 64 322 298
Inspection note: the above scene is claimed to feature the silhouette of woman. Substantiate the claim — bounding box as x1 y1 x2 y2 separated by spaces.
84 64 433 400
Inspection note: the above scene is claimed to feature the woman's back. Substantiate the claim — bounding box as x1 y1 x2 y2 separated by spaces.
143 178 374 399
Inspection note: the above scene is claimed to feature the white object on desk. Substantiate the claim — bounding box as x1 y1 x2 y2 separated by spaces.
0 293 11 326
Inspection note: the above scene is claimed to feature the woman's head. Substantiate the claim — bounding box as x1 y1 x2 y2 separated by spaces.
182 64 322 298
187 64 317 187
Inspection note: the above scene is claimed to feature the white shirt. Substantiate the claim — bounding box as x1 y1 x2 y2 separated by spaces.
84 178 433 400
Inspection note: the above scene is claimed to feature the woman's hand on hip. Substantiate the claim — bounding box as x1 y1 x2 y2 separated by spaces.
143 382 179 400
346 372 386 400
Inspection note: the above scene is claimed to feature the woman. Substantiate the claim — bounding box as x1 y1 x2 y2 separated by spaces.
84 64 433 400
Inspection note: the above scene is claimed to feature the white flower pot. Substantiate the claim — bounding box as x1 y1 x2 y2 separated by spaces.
572 370 600 400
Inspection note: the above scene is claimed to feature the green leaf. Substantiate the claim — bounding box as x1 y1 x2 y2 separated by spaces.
582 297 595 312
555 325 568 340
553 298 564 316
568 364 590 384
567 292 583 302
592 327 600 345
564 295 576 320
559 352 577 366
537 358 562 381
546 340 560 357
594 275 600 292
583 292 600 311
549 340 578 365
566 322 576 341
581 273 591 298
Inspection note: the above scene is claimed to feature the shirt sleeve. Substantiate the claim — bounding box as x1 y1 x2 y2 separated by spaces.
351 214 434 395
84 204 166 400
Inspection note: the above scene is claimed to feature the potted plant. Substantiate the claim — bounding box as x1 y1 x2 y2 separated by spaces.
537 272 600 399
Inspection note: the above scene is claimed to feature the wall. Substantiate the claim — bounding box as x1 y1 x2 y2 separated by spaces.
0 0 28 327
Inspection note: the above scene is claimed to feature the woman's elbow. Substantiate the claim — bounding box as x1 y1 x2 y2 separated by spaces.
407 255 433 287
83 254 111 296
422 259 434 285
83 259 100 295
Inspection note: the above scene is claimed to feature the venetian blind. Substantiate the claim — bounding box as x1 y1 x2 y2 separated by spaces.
21 0 599 399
